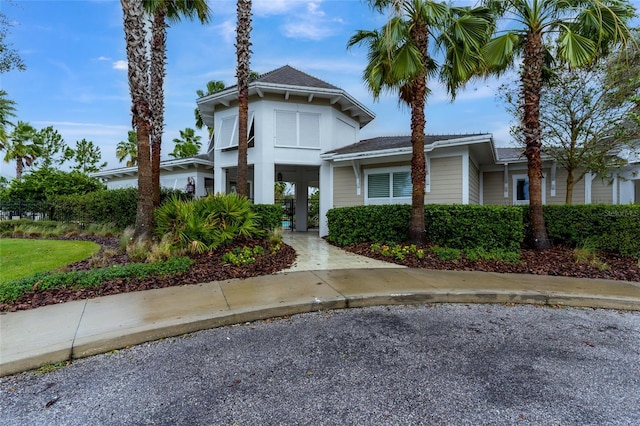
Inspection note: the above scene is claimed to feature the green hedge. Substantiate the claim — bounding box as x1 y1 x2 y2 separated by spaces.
326 205 411 246
252 204 283 231
424 205 523 253
50 188 187 230
327 204 524 252
523 204 640 257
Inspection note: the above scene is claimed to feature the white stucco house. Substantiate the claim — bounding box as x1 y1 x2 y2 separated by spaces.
96 65 639 237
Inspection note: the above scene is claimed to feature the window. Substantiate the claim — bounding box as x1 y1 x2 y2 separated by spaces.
365 167 412 205
512 174 545 205
218 113 255 149
275 110 321 148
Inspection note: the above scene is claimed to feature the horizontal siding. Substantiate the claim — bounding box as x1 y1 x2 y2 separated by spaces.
548 168 585 205
591 176 613 204
482 171 508 205
333 166 363 207
426 156 462 204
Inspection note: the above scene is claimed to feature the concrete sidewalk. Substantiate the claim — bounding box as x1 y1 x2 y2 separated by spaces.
2 266 639 377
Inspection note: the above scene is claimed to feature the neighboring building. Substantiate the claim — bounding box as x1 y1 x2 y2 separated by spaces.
99 65 639 236
92 154 213 198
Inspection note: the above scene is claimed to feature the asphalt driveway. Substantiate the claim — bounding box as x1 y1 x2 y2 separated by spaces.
1 304 639 425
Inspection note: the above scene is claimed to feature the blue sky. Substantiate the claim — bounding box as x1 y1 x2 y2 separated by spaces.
2 0 516 179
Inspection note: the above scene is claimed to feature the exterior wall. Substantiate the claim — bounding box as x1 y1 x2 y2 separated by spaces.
468 158 479 205
425 156 463 204
332 166 363 207
481 170 507 205
590 176 613 204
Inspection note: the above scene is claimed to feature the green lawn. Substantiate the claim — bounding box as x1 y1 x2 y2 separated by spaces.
0 239 100 282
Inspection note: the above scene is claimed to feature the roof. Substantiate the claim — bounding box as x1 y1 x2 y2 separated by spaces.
252 65 339 90
321 134 494 163
91 157 213 180
196 65 375 128
495 147 525 162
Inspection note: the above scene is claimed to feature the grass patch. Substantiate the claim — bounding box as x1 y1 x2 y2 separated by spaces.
0 239 101 281
0 256 194 304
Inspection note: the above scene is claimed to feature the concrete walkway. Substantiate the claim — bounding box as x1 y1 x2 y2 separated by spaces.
1 232 639 377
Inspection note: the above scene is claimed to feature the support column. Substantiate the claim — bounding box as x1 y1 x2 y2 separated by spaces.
295 169 308 231
214 166 225 195
319 162 332 237
253 161 275 204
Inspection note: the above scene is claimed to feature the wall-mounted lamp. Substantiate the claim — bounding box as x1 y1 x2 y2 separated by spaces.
277 172 283 182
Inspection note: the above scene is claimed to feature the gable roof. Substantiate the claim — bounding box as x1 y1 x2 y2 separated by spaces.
196 65 375 129
322 134 493 162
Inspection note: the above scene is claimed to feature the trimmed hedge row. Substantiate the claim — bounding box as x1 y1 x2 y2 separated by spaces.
523 204 640 257
51 188 138 229
328 204 640 256
327 205 524 253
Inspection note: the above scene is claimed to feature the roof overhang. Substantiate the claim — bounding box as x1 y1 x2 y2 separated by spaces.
91 157 213 180
321 134 495 163
196 82 375 129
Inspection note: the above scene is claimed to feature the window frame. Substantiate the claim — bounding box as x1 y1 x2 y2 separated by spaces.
274 110 321 149
512 173 546 205
364 166 412 205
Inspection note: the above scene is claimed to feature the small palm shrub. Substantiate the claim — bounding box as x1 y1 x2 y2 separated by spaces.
155 193 262 253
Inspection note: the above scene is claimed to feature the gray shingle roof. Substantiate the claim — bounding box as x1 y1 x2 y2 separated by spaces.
325 134 487 156
253 65 340 90
495 147 525 161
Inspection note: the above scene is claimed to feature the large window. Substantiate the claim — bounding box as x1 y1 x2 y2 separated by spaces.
275 110 321 148
365 167 412 205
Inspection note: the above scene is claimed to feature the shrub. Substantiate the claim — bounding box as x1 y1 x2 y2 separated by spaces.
154 193 263 252
327 204 523 254
52 188 138 229
522 204 640 257
252 204 283 231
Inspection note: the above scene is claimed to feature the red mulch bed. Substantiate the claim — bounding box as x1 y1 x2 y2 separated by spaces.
341 242 640 282
0 237 296 313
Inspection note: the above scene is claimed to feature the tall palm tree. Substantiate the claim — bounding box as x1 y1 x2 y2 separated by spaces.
0 89 17 151
195 80 226 138
145 0 211 208
121 0 154 240
349 0 493 244
169 127 202 158
116 130 139 167
482 0 636 250
3 121 41 180
236 0 252 198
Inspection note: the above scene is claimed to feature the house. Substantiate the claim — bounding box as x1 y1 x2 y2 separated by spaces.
92 153 214 197
99 65 639 236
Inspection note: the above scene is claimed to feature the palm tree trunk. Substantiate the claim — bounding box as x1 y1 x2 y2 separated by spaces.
150 8 167 207
121 0 154 240
522 31 550 250
236 0 252 198
407 22 428 246
15 157 23 180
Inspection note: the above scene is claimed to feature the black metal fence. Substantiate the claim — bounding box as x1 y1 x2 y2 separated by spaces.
0 200 56 221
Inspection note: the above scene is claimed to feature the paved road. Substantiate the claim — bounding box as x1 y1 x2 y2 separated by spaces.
1 304 639 425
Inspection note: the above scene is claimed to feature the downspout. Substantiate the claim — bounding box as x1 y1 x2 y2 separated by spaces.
351 160 361 196
550 161 556 197
503 163 509 198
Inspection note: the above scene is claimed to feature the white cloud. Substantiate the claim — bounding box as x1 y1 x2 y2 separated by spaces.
215 19 236 44
97 56 111 61
112 60 127 70
253 0 298 16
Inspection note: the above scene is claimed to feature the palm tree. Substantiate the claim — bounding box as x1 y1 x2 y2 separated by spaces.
3 121 41 180
236 0 252 198
116 130 139 167
121 0 154 239
195 80 226 138
169 127 202 158
482 0 636 250
144 0 211 207
349 0 493 244
0 90 17 151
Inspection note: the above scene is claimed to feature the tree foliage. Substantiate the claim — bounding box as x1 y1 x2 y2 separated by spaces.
34 126 73 170
169 127 201 159
2 168 105 201
116 130 138 167
70 138 107 174
0 10 26 74
3 121 41 180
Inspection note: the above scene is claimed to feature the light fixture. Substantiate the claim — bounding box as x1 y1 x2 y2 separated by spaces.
277 172 283 182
